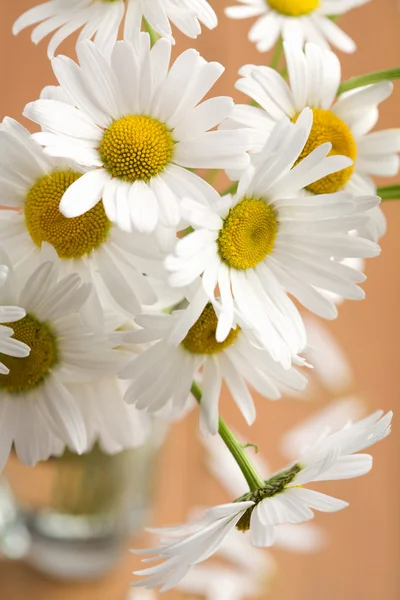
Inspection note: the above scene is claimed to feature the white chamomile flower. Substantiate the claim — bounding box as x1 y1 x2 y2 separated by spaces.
204 431 326 554
119 303 307 436
223 42 400 240
23 36 249 237
225 0 370 53
131 501 255 592
0 116 161 322
0 257 125 472
0 266 30 374
166 109 380 367
13 0 217 59
131 411 392 591
239 410 392 547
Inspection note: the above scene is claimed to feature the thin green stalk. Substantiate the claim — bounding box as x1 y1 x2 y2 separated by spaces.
191 382 265 492
143 18 159 46
206 169 220 186
377 184 400 201
270 38 283 71
338 68 400 94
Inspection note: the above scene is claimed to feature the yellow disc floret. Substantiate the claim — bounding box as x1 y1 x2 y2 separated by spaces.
268 0 319 16
0 314 58 393
218 197 278 270
181 303 240 355
99 115 174 182
24 170 111 259
293 108 357 194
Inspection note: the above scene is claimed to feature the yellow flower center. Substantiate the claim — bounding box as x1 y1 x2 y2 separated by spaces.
293 108 357 194
24 170 111 259
181 303 240 355
99 115 174 182
217 197 278 270
268 0 319 16
0 314 58 393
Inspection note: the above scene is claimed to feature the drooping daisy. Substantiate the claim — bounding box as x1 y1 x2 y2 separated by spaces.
237 410 392 547
166 109 380 366
0 265 31 374
225 0 370 53
0 116 160 322
131 501 255 592
119 303 308 436
0 258 126 472
222 42 400 240
13 0 217 59
204 427 326 554
131 410 392 591
23 37 249 235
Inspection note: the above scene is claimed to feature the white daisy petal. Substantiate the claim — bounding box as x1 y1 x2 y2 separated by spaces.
60 169 110 218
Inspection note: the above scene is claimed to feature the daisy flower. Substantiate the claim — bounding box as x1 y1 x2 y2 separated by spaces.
222 42 400 240
13 0 217 59
0 265 31 374
204 429 326 554
225 0 370 53
119 304 308 436
0 257 125 472
239 409 392 547
131 501 255 592
0 116 160 322
166 109 380 366
131 410 392 591
23 36 249 236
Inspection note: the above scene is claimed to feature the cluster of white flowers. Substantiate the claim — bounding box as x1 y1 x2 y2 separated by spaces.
1 0 397 592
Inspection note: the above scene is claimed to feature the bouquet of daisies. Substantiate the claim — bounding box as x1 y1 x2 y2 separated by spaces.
0 0 397 592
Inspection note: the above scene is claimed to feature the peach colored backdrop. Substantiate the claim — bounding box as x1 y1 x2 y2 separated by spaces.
0 1 399 599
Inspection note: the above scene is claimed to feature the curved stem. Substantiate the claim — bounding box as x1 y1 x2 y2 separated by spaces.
270 38 283 71
338 68 400 94
191 382 265 492
377 184 400 201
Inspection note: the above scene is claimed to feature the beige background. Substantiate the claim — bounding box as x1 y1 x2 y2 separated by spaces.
0 0 400 598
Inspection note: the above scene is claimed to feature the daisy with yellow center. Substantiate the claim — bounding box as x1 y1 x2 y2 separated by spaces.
222 42 400 241
225 0 369 53
166 110 381 367
132 411 391 592
13 0 217 59
120 302 307 436
0 116 162 322
23 36 248 237
0 257 127 473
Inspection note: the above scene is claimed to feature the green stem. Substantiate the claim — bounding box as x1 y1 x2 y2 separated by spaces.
143 18 159 46
377 184 400 201
206 169 220 186
270 38 283 71
191 382 265 492
221 181 238 197
338 68 400 94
